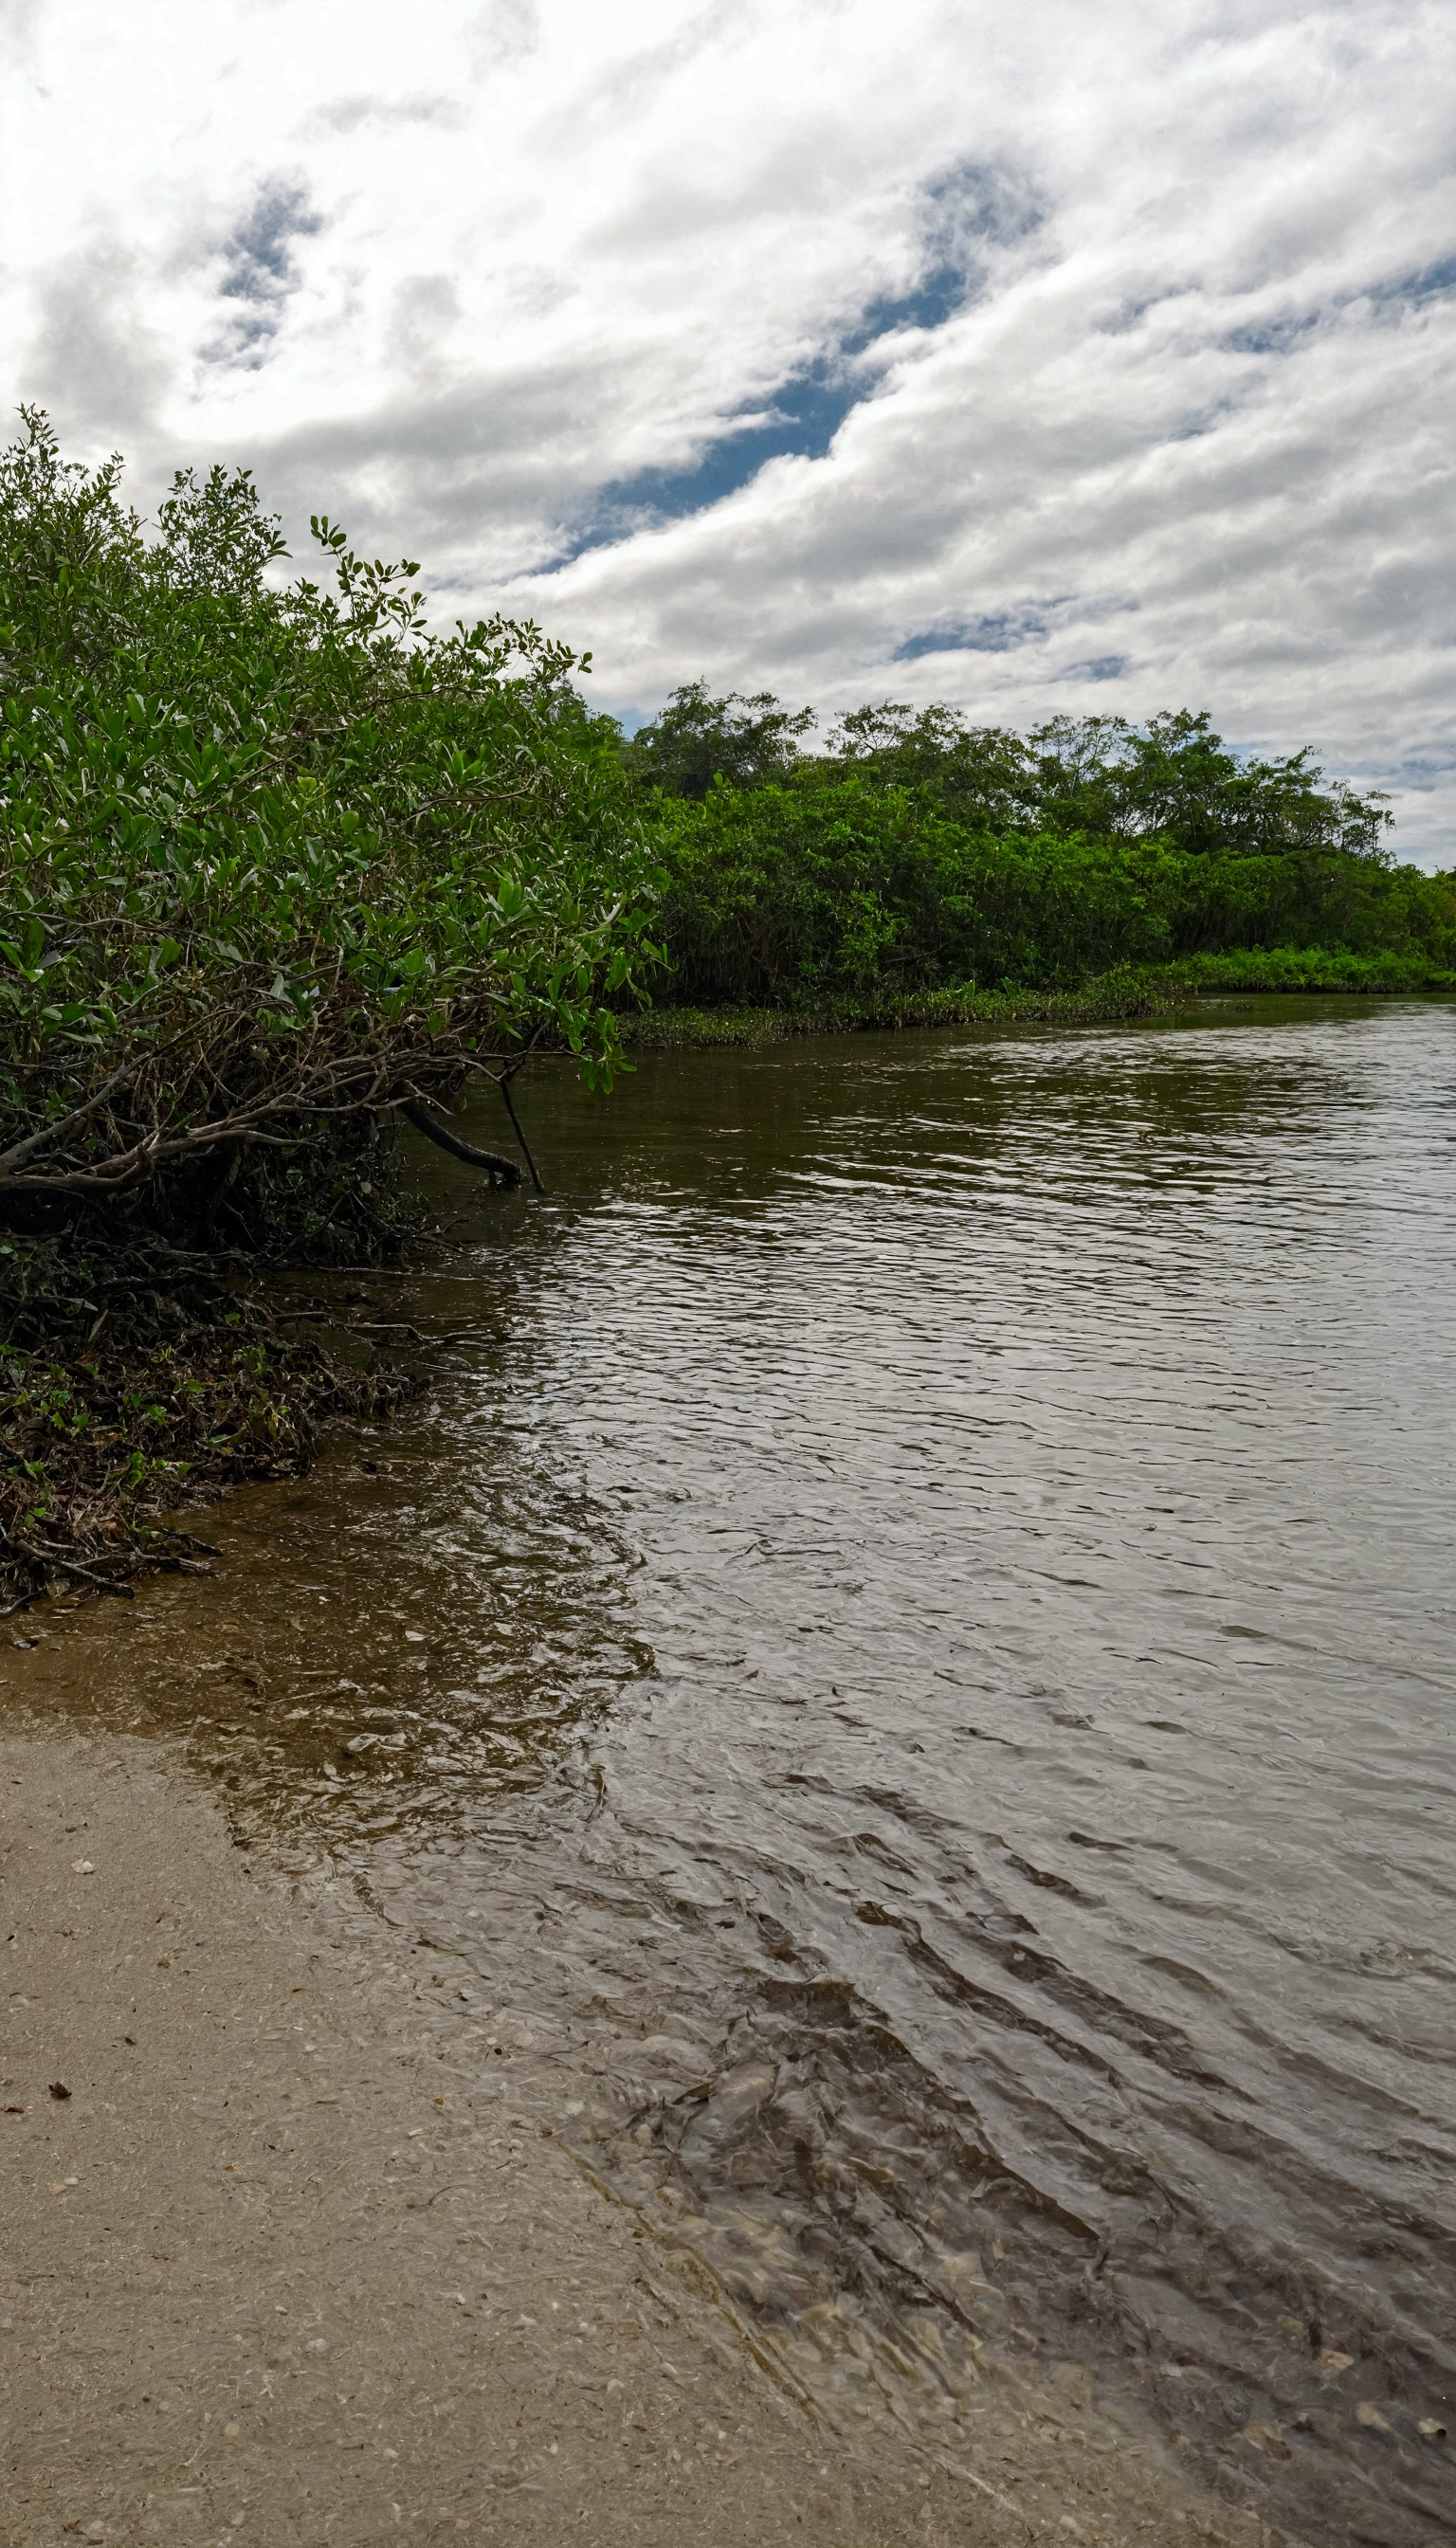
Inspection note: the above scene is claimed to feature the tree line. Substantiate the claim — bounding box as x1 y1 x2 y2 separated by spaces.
618 682 1454 1008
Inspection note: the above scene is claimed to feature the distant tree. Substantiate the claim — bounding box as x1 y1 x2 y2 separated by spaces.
819 702 1392 862
1027 711 1392 861
823 701 1035 827
638 699 1438 1008
623 681 816 798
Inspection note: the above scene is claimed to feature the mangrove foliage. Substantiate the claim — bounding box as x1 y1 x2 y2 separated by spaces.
0 412 654 1601
626 686 1456 1010
0 410 655 1248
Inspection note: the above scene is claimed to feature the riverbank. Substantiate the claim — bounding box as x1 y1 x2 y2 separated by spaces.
0 1241 416 1611
619 952 1456 1047
0 1720 1289 2547
619 970 1190 1048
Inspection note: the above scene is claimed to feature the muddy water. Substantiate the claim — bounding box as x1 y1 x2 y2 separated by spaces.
9 997 1456 2541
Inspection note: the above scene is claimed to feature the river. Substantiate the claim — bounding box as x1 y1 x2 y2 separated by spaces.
12 996 1456 2541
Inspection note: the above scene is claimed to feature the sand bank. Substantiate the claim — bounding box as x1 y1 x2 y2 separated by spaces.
1 1729 1288 2547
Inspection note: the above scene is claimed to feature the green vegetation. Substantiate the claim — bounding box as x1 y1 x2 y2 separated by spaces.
0 410 653 1245
0 411 652 1600
620 971 1190 1048
1138 946 1456 994
625 687 1456 1010
5 418 1453 1600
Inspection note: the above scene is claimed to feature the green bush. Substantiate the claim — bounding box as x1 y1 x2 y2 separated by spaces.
0 412 655 1242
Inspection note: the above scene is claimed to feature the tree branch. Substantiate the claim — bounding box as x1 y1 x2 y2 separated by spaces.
498 1070 545 1194
399 1099 521 1187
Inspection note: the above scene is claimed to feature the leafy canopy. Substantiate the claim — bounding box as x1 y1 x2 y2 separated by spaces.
0 410 655 1215
629 683 1392 864
628 688 1451 1007
622 681 816 800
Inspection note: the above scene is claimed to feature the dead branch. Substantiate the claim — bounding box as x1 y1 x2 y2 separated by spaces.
399 1099 521 1186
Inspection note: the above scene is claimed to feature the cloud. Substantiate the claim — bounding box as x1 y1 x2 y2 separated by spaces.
24 236 173 438
0 0 42 63
311 93 469 136
386 273 464 374
466 0 539 75
2 0 1454 857
207 177 323 366
545 157 1048 559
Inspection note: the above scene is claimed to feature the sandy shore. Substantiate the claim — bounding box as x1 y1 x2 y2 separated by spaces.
1 1727 1290 2547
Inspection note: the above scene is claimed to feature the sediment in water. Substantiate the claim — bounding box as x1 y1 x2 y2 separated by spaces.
0 1721 1268 2546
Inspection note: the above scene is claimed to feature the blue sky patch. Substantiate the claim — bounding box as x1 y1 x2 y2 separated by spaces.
895 610 1047 661
209 179 322 364
543 159 1040 565
1063 654 1128 683
1223 312 1319 356
1378 252 1456 306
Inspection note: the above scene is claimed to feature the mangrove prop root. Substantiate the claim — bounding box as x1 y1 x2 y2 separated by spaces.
400 1100 522 1187
499 1072 545 1195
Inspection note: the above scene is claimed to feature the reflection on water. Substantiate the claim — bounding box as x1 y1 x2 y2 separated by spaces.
9 997 1456 2542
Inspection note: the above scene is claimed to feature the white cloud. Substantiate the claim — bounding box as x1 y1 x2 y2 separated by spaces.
466 0 541 76
2 0 1453 855
0 0 41 58
307 94 470 136
24 231 174 433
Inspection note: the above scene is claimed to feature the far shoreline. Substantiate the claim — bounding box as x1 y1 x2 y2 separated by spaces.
620 957 1456 1048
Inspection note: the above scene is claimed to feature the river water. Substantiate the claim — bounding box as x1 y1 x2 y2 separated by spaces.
11 997 1456 2541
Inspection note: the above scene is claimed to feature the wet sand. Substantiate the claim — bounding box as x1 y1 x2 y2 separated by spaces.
0 1727 1284 2547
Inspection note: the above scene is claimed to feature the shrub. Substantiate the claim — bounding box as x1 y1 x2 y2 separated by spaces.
0 411 656 1246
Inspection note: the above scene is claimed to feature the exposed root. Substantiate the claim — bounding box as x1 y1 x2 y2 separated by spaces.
0 1235 417 1610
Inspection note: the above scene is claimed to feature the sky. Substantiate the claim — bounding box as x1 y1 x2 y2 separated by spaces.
2 0 1453 858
